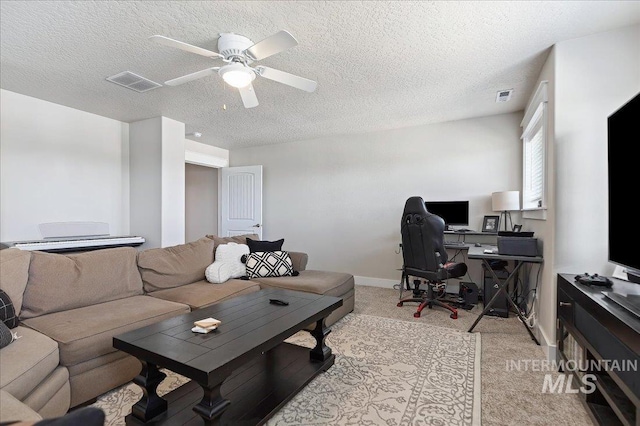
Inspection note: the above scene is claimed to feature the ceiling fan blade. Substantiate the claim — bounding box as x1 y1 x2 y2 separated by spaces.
149 35 223 59
257 66 317 93
244 30 298 61
238 84 259 108
164 68 219 86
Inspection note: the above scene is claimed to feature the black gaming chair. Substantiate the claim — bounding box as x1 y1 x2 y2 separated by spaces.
397 196 468 319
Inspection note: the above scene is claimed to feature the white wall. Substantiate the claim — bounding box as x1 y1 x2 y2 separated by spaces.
185 139 229 168
231 113 522 280
161 117 186 247
185 163 218 242
523 24 640 355
554 24 640 275
129 117 162 248
0 89 129 241
522 49 556 350
129 116 185 249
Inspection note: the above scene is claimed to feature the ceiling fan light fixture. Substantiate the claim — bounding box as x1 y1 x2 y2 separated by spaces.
219 63 255 88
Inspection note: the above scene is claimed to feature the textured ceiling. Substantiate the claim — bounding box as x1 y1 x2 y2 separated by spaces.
2 1 639 149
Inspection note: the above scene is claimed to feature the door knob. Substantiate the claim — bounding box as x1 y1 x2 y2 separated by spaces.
252 224 261 228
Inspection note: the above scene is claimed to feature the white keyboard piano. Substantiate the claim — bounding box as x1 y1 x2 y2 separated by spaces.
1 236 145 253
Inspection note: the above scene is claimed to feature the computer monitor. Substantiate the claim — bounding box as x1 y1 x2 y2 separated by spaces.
424 201 469 230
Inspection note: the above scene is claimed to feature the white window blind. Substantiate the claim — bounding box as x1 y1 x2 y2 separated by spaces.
521 82 548 211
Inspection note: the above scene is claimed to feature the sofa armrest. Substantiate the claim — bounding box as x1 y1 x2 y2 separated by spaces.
0 390 43 423
288 251 308 271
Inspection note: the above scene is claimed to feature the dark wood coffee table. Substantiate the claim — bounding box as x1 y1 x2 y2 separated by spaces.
113 288 342 425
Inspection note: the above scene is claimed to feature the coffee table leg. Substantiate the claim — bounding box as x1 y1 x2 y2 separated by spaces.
131 361 167 422
193 381 231 426
309 318 332 362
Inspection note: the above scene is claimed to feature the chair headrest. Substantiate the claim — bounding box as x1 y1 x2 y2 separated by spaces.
403 196 428 216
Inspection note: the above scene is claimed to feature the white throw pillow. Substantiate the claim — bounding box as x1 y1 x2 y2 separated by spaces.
205 242 249 284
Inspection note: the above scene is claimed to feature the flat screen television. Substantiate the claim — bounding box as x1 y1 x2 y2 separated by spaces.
424 201 469 230
608 92 640 284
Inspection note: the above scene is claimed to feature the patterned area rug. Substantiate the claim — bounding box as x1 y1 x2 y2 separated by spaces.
92 314 481 426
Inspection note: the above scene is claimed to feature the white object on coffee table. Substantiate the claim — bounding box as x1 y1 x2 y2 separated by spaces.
191 325 218 334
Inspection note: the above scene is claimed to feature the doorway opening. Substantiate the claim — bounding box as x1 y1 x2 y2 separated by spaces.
185 163 219 242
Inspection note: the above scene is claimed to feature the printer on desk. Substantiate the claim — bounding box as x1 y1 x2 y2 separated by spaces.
496 231 540 256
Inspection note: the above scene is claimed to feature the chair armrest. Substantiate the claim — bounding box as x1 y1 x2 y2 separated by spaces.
288 251 308 271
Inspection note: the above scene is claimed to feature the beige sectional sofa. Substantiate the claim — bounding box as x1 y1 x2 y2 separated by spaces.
0 234 354 423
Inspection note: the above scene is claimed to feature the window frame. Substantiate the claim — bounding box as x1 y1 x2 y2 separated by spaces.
521 81 548 218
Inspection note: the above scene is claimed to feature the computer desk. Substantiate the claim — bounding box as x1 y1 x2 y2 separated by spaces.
466 245 543 345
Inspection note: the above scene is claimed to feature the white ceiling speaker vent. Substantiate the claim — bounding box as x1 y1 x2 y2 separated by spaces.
106 71 162 93
496 89 513 102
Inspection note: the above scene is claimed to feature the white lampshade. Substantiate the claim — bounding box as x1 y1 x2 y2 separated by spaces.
492 191 520 212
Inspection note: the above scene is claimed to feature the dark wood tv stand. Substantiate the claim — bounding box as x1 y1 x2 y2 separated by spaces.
557 274 639 426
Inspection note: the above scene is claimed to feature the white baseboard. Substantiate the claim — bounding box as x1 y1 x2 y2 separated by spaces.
355 276 400 289
536 323 557 362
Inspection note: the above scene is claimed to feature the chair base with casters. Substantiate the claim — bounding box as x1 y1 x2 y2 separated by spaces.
397 274 458 319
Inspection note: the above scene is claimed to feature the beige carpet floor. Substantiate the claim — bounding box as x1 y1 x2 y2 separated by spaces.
355 285 593 426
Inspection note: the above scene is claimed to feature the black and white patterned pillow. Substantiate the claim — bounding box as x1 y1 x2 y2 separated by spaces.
0 321 15 349
245 251 294 279
0 289 18 329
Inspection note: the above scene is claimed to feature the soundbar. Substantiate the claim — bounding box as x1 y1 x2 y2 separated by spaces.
0 236 145 253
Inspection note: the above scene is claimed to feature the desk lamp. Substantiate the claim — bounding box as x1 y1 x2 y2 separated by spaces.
492 191 520 231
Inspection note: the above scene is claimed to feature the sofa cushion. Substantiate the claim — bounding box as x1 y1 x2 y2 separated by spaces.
205 242 250 284
20 248 143 320
0 389 43 423
23 365 69 416
245 251 295 279
287 251 308 272
253 270 354 298
0 248 31 317
21 296 190 366
138 237 215 292
206 233 258 250
0 326 59 401
246 238 284 253
147 279 261 310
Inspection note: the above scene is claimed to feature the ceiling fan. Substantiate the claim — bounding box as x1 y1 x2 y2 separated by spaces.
150 30 317 108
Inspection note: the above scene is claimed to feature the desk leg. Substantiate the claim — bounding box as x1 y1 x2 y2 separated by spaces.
502 266 540 345
468 260 540 345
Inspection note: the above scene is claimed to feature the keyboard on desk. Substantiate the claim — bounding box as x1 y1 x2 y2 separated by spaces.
445 241 466 247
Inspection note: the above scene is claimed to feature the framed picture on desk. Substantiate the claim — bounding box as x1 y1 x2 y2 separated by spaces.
482 215 500 233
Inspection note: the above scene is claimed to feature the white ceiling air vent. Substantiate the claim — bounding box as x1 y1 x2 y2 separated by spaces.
496 89 513 102
106 71 162 93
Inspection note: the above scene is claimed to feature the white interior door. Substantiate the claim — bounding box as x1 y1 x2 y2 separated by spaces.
219 165 263 238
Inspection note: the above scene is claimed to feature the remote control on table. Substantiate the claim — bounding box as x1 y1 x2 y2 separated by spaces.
574 273 613 288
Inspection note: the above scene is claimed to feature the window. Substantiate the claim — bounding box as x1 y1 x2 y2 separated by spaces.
521 81 548 215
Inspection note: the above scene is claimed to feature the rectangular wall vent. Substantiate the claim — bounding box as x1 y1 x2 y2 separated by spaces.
106 71 162 93
496 89 513 102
